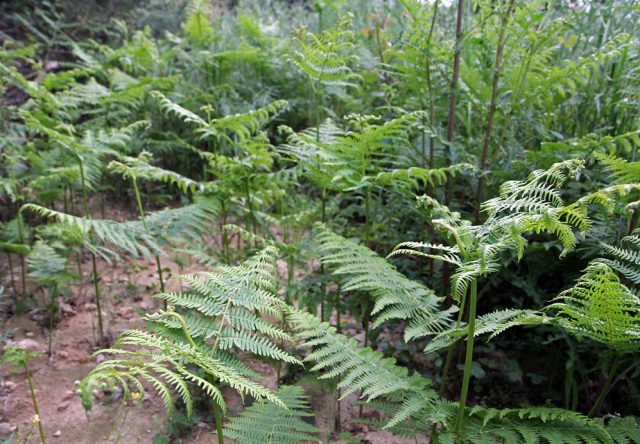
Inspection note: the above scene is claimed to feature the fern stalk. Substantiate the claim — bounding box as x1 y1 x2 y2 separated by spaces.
588 352 622 418
454 277 477 434
76 153 106 345
131 177 167 308
17 211 27 296
474 0 516 224
6 252 17 297
213 401 224 444
25 360 45 444
444 0 465 206
425 0 440 171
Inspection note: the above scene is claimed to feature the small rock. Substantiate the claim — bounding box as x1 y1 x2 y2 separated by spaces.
53 430 61 438
60 303 75 315
57 350 69 359
57 401 70 411
146 429 152 434
25 331 35 338
3 381 17 392
16 339 40 351
85 303 97 311
116 306 134 320
0 423 17 434
62 390 75 401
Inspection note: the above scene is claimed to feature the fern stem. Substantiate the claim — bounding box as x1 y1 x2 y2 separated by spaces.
454 278 477 435
444 0 465 206
438 288 467 398
213 399 224 444
6 252 17 298
47 286 57 358
474 0 516 224
91 253 105 345
77 153 106 345
131 177 167 306
588 353 622 418
17 208 27 297
24 361 46 444
222 202 231 264
159 310 196 348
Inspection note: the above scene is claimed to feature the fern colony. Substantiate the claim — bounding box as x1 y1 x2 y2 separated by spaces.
1 0 640 442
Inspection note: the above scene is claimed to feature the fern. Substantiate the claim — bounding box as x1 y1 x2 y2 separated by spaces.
224 385 320 444
289 14 360 92
27 241 75 286
152 91 287 144
21 204 159 258
599 230 640 285
548 261 640 352
82 248 299 419
314 223 455 341
108 151 203 194
423 309 549 354
289 308 437 426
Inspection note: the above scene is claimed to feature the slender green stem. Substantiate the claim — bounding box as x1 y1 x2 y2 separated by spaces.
6 252 17 298
474 0 516 224
588 353 622 418
17 209 27 296
158 310 196 348
444 0 465 206
132 178 166 307
91 253 105 344
77 153 106 345
454 278 477 434
25 362 45 444
221 202 231 264
213 399 224 444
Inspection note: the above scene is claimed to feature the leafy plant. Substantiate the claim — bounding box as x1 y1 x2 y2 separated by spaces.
1 345 45 444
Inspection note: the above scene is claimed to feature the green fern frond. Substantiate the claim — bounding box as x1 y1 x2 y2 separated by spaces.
152 91 287 143
548 261 640 352
289 15 361 91
424 309 549 354
108 152 203 194
371 163 475 190
314 224 455 341
27 241 76 286
224 385 321 444
289 308 435 406
21 204 158 258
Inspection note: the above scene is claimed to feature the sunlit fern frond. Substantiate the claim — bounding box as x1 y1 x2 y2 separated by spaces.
423 309 548 354
224 385 321 444
151 247 299 364
289 14 361 91
54 77 110 109
152 91 287 143
598 235 640 286
547 261 640 352
126 195 217 245
27 241 76 286
598 152 640 184
108 151 203 194
82 248 298 418
314 223 455 341
289 308 436 422
371 163 475 191
21 203 159 258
